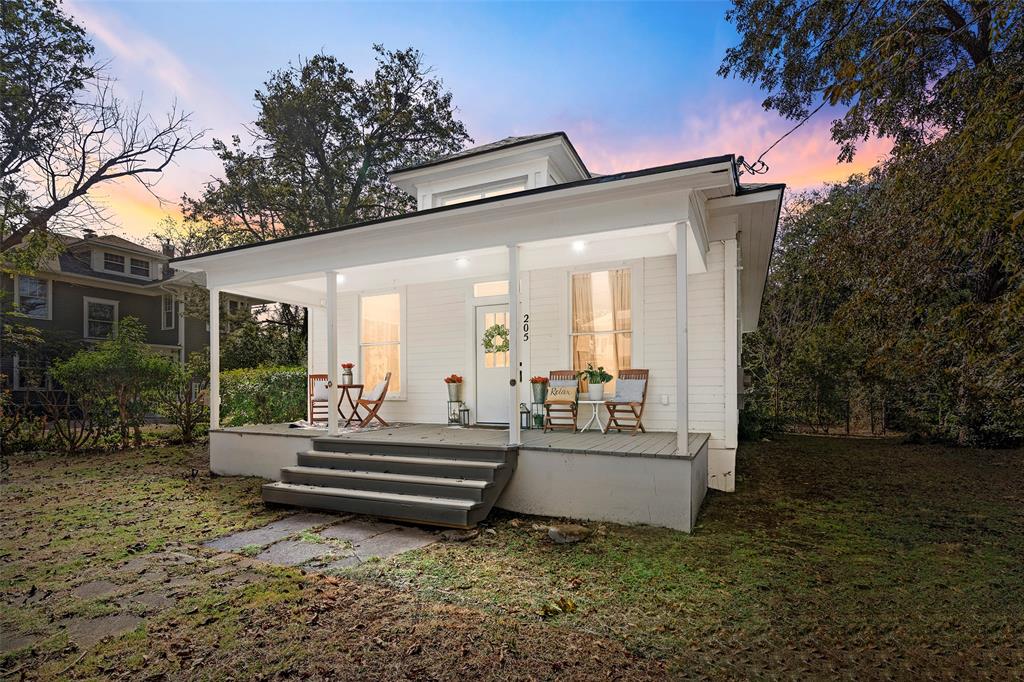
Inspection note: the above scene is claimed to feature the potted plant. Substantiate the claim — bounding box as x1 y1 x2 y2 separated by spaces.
577 364 613 400
341 362 355 385
444 374 463 401
529 376 548 403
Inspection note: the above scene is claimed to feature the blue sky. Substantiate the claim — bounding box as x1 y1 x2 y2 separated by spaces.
66 1 889 238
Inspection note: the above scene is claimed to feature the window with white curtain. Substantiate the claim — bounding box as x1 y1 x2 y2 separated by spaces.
360 292 402 395
570 268 632 396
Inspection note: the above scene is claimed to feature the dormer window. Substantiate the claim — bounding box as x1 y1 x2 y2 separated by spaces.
433 176 528 208
104 253 125 272
130 258 150 277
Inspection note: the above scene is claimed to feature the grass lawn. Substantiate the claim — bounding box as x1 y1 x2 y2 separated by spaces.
2 435 1022 679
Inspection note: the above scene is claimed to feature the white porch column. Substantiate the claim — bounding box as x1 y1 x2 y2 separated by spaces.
508 244 521 446
208 287 220 430
674 221 689 455
325 271 339 436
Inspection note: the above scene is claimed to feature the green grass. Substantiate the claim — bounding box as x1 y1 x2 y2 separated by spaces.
1 435 1021 679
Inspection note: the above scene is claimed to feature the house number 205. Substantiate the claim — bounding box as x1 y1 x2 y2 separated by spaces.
522 313 529 342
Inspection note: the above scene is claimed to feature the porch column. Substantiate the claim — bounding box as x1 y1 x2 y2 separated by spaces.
209 287 220 430
325 271 339 436
508 244 521 446
674 221 689 455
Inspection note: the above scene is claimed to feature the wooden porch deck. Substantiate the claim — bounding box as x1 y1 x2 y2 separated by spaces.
216 423 709 460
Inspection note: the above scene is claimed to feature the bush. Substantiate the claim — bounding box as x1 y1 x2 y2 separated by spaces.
153 352 209 443
220 366 305 426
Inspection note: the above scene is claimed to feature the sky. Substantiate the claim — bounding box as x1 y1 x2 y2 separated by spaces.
65 0 890 241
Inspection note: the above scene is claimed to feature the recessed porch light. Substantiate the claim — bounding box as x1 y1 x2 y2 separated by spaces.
572 240 586 253
455 257 470 268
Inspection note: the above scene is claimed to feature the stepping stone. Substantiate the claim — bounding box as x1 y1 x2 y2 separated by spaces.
203 513 338 552
255 540 337 567
65 613 144 649
352 527 436 561
319 519 399 543
72 580 122 600
322 554 362 571
1 632 37 655
130 591 176 610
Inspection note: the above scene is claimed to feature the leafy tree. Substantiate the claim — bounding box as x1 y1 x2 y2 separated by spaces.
183 45 470 244
719 0 1021 160
52 317 172 449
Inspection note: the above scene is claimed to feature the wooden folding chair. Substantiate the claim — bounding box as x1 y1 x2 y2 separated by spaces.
543 370 578 432
308 374 329 424
355 372 391 428
603 368 649 435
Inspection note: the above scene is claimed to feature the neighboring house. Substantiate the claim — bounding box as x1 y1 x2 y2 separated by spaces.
172 132 784 532
0 230 248 397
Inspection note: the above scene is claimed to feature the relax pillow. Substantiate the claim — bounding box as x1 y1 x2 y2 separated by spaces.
546 385 577 403
312 379 329 400
364 379 388 401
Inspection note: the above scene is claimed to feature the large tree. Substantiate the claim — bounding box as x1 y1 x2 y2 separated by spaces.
182 45 470 245
0 0 201 262
719 0 1021 161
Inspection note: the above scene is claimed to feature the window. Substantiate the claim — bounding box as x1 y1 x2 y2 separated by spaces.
162 294 175 330
103 253 125 272
16 276 50 319
360 292 402 395
130 258 150 277
570 268 632 396
434 177 527 207
12 354 52 391
473 280 509 298
84 297 118 339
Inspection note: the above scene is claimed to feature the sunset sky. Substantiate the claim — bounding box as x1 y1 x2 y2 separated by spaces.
65 1 890 241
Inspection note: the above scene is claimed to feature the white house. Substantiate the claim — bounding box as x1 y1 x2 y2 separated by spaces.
172 132 783 532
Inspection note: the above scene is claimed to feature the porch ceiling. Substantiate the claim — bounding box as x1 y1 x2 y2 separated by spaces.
217 222 697 306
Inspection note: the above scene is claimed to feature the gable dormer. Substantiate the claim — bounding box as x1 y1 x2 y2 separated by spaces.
389 132 590 210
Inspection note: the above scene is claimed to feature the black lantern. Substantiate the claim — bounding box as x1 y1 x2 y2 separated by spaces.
520 403 531 430
459 404 471 427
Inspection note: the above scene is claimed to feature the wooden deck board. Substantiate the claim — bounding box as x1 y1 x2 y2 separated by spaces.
216 423 709 459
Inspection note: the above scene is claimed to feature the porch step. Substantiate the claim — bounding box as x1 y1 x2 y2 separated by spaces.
297 450 506 482
263 441 518 528
280 465 492 503
311 437 510 462
261 482 486 528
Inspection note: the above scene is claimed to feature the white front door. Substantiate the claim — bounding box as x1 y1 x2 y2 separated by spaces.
475 304 510 424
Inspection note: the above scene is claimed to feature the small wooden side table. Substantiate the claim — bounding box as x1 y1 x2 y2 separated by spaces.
337 384 364 426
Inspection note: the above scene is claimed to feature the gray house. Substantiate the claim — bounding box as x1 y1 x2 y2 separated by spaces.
1 230 242 394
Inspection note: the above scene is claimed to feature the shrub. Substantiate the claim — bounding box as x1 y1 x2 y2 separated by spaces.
52 317 173 449
220 366 305 426
153 352 209 443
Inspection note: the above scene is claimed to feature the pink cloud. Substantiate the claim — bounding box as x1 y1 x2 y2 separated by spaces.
568 100 891 191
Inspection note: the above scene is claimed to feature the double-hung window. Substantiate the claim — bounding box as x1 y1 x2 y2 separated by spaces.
359 292 402 395
570 268 632 396
84 297 118 339
130 258 150 277
433 177 527 207
161 294 175 330
17 276 50 319
12 354 52 391
103 253 125 272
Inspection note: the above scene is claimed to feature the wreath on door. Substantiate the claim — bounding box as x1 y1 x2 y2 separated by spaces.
481 323 510 353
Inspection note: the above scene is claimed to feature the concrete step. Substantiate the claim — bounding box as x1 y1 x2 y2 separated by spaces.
261 482 483 528
280 465 492 503
297 450 506 482
311 437 510 462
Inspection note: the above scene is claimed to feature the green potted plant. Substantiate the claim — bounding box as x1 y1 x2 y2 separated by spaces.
577 364 613 400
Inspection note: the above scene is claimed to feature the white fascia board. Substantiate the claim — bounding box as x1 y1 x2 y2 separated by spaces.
186 162 734 288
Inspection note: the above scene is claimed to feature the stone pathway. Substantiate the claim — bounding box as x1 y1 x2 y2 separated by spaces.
1 513 438 661
203 512 438 571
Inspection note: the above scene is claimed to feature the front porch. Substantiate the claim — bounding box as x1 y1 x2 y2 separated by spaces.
210 423 710 531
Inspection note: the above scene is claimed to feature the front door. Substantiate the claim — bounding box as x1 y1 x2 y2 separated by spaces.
475 304 510 424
